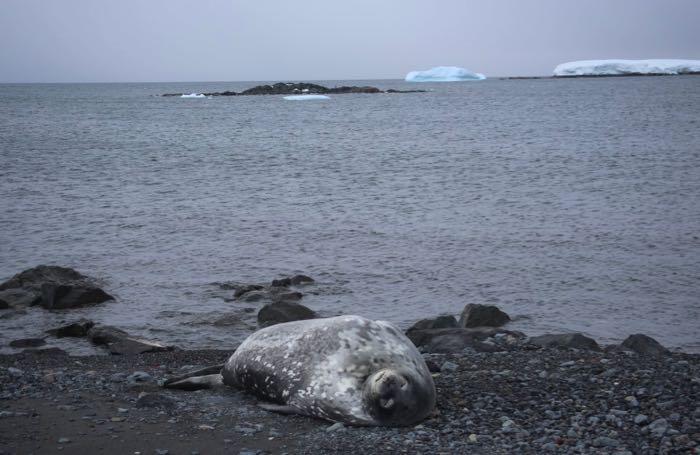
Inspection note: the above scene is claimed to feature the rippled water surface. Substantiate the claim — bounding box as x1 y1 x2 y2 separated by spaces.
1 77 699 353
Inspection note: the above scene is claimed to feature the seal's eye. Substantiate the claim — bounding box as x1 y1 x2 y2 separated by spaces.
379 397 395 409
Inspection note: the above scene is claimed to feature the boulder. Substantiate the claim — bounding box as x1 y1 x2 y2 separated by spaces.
239 290 269 302
88 325 173 355
271 274 315 287
40 284 113 309
47 319 95 337
621 334 669 357
0 265 113 310
233 284 264 298
257 301 317 328
459 304 510 328
407 315 458 332
0 289 41 308
407 327 524 353
9 338 46 348
271 290 303 303
528 333 601 351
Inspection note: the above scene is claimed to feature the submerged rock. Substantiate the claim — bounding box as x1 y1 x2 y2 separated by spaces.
528 333 601 351
271 274 315 287
257 301 317 327
233 284 264 299
47 319 95 337
459 304 510 328
88 325 173 355
621 334 669 357
0 288 41 308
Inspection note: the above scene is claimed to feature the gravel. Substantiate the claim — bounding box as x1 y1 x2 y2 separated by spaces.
0 344 698 454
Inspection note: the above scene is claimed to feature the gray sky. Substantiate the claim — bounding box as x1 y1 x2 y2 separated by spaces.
1 0 698 82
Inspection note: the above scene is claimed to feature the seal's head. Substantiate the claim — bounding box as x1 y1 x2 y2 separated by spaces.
363 367 436 426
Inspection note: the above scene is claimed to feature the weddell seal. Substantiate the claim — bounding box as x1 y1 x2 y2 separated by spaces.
164 315 436 426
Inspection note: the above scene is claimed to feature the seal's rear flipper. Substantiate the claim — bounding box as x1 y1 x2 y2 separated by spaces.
163 364 225 391
258 403 301 415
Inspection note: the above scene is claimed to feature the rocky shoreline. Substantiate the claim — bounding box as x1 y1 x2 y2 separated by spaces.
1 265 699 453
161 82 426 97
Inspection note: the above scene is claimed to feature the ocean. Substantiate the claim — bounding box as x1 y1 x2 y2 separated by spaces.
1 76 699 354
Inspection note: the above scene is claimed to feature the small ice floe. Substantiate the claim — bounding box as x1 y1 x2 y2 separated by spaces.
405 66 486 82
180 93 206 98
283 94 330 101
553 59 700 77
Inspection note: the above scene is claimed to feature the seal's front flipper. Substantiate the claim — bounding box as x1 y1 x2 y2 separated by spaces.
164 373 223 391
258 403 301 415
163 364 224 390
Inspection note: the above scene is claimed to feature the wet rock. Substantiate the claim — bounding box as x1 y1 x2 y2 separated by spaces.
407 327 523 353
621 334 669 358
0 288 40 308
407 315 459 332
40 283 114 309
0 265 86 291
7 367 24 377
257 301 317 327
9 338 46 348
271 274 314 287
528 333 601 351
441 361 458 372
233 284 264 298
88 325 174 355
239 290 269 302
458 304 510 328
648 418 669 438
135 392 176 410
270 290 303 303
47 318 95 337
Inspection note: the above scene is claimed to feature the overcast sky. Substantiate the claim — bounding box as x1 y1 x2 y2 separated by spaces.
1 0 698 82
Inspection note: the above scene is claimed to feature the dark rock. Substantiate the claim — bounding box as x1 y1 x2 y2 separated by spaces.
424 359 442 373
241 82 330 96
528 333 601 351
40 283 113 309
135 393 176 409
233 284 264 298
257 301 317 327
271 277 292 287
0 265 113 310
0 289 41 308
386 89 428 93
290 275 314 285
29 347 67 356
47 319 95 337
407 327 524 353
326 86 381 94
239 290 269 302
9 338 46 348
88 325 173 355
621 334 669 357
0 265 87 291
459 304 511 328
407 315 458 332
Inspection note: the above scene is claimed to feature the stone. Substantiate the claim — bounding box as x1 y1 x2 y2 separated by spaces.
290 274 314 285
47 319 95 337
0 265 86 291
9 338 46 348
528 333 601 351
621 334 669 358
270 290 303 303
648 418 668 438
407 315 459 332
239 290 269 302
634 414 648 425
440 361 458 372
257 301 317 327
136 393 176 410
88 325 173 355
40 283 114 309
458 304 510 328
7 367 23 377
233 284 264 298
0 288 40 308
406 327 524 353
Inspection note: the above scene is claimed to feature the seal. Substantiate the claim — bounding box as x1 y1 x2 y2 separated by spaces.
165 315 436 426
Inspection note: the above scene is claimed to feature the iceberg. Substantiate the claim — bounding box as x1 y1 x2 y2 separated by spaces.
180 93 206 98
405 66 486 82
283 94 330 100
553 59 700 77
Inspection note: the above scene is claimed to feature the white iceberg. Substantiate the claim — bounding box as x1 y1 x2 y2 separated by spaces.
553 59 700 77
405 66 486 82
283 94 330 101
181 93 206 98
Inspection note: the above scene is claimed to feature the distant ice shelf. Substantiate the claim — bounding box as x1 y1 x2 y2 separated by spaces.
283 94 330 100
180 93 206 98
405 66 486 82
553 59 700 77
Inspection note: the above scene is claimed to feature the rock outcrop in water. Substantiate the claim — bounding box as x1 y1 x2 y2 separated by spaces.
0 265 113 310
161 82 425 97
